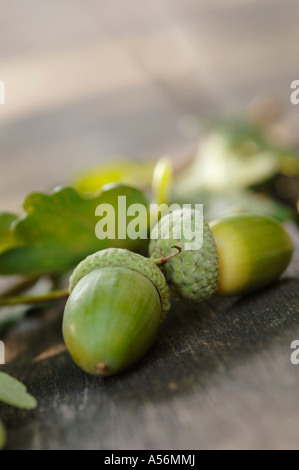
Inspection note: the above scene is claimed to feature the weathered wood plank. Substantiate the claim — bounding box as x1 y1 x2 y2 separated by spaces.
1 0 299 450
0 227 298 450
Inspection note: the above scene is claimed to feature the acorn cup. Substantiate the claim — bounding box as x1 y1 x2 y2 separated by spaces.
149 210 294 301
62 248 170 376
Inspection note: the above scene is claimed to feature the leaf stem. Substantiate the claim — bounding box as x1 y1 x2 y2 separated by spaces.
0 276 41 299
0 289 69 307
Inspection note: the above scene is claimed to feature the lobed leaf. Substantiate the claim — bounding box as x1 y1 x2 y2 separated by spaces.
72 158 154 194
0 213 19 253
0 185 148 276
0 372 37 409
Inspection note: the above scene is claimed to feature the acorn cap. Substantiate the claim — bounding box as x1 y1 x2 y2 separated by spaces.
69 248 170 321
149 209 220 302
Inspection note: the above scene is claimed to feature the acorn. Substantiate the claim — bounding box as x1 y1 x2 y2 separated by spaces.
62 248 170 376
210 213 294 296
149 210 293 301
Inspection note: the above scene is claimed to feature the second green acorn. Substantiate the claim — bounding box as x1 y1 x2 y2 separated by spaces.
149 210 294 302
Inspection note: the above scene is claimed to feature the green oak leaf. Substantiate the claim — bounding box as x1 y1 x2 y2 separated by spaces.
0 213 18 253
0 372 37 409
172 189 294 223
0 185 148 276
72 158 155 193
0 419 5 449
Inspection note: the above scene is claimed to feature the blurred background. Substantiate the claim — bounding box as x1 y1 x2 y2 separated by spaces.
0 0 299 213
1 1 299 451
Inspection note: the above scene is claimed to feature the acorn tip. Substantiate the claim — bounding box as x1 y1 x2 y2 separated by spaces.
97 362 108 373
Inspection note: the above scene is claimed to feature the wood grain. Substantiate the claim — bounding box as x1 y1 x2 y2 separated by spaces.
0 0 299 450
0 228 298 450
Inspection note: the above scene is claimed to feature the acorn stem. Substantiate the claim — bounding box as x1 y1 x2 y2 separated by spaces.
0 288 69 307
153 245 182 265
97 362 108 373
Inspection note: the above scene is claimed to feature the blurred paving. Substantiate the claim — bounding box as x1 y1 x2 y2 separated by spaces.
0 0 299 211
1 1 299 450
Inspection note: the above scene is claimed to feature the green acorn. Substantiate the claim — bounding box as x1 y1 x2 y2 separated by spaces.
210 214 294 295
150 209 219 302
62 248 170 376
149 210 293 301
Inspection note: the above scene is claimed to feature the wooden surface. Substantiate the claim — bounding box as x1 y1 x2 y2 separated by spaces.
1 229 299 450
1 0 299 450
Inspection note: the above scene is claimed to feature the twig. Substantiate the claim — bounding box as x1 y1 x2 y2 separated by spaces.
0 289 69 307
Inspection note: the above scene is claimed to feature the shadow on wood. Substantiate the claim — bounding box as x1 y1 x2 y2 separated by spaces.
0 274 299 448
